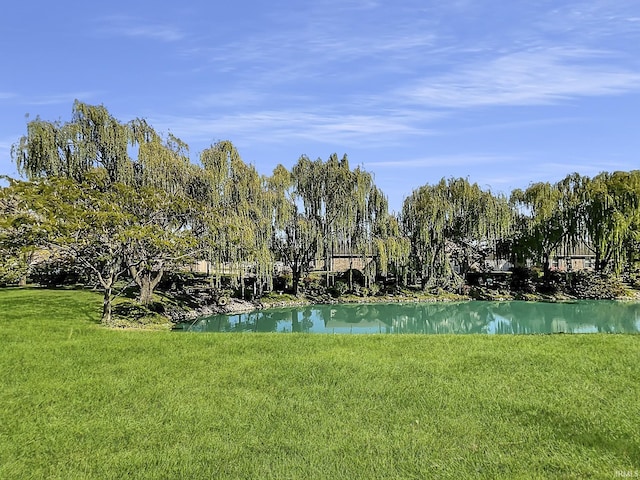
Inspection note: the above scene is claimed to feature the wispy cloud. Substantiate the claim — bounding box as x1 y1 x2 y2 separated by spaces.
150 109 431 149
98 16 184 42
539 0 640 39
21 92 99 106
401 47 640 109
365 154 513 169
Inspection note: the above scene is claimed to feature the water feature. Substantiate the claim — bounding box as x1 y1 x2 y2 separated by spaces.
176 300 640 334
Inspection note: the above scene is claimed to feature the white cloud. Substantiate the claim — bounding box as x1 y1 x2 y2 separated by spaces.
540 0 640 39
402 47 640 109
149 109 431 148
364 154 513 168
22 92 99 106
98 16 184 42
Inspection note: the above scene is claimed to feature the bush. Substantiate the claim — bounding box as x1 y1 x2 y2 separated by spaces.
537 271 563 294
29 256 88 287
568 271 626 299
273 274 291 292
509 267 535 293
330 281 349 298
302 275 326 296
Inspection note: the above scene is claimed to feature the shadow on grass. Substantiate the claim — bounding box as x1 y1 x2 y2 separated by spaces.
512 404 639 466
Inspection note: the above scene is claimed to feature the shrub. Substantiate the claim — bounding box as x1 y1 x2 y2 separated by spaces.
29 256 88 287
273 274 291 292
330 280 349 298
568 271 626 299
509 267 535 293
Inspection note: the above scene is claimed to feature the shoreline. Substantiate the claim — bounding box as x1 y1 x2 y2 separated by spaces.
167 287 640 324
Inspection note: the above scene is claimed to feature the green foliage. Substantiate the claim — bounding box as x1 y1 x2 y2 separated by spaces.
270 154 401 294
510 171 640 276
331 280 349 297
509 266 536 293
568 271 626 300
7 101 640 308
0 176 199 323
580 171 640 273
0 253 29 286
403 177 512 288
28 255 86 287
199 141 274 295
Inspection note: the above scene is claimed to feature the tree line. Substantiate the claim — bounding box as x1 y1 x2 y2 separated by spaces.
1 101 639 324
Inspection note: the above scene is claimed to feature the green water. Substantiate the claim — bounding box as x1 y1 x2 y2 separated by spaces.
178 300 640 334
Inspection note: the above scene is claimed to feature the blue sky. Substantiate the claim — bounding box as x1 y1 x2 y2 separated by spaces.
1 0 639 211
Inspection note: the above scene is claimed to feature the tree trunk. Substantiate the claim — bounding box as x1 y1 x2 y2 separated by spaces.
240 266 245 299
595 247 603 272
139 276 154 305
292 267 301 296
102 287 113 325
132 267 164 306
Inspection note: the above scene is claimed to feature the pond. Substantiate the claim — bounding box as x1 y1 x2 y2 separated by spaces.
176 300 640 334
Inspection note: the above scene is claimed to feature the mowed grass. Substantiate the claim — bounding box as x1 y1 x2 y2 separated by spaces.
1 288 639 479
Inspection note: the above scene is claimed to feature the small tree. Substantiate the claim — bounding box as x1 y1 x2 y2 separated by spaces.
0 176 200 323
123 187 198 305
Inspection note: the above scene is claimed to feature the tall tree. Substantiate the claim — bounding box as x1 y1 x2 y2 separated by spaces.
403 178 512 289
510 174 585 277
12 101 135 185
198 141 274 296
268 164 320 294
580 171 640 273
123 187 197 305
510 181 565 278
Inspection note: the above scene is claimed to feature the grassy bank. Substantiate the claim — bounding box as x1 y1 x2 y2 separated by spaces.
1 288 639 479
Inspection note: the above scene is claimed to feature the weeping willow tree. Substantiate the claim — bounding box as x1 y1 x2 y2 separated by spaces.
372 209 411 288
268 164 321 295
348 174 410 289
268 154 402 294
198 141 273 297
288 153 404 292
510 175 584 278
402 178 513 289
12 101 136 185
579 171 640 273
293 154 346 285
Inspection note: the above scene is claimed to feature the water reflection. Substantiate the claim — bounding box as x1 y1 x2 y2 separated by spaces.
179 301 640 334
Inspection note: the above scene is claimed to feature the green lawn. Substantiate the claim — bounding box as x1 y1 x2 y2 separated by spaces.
1 288 639 479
